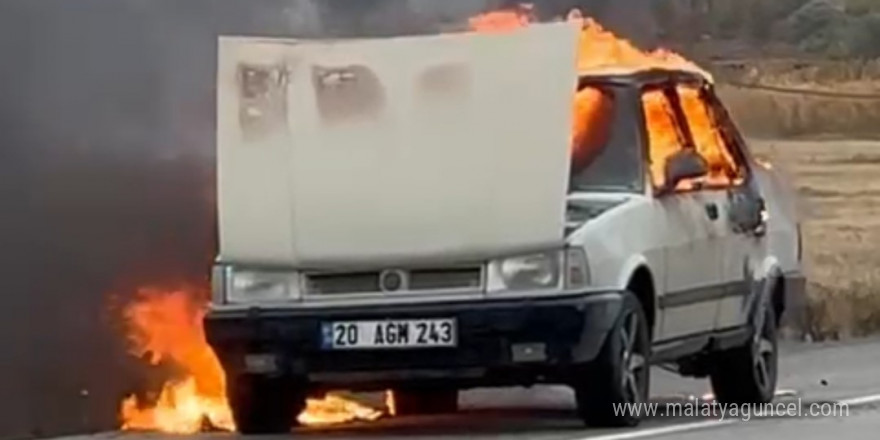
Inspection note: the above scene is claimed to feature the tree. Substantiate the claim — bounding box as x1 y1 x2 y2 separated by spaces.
843 12 880 57
770 0 849 55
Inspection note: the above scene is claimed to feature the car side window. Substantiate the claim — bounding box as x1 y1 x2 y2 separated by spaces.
676 86 745 188
641 89 692 191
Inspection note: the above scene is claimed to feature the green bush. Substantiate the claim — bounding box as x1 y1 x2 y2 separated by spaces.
649 0 880 58
779 0 847 44
768 0 880 58
843 12 880 58
843 0 880 16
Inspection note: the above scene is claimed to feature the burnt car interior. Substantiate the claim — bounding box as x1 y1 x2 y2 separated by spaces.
568 70 752 198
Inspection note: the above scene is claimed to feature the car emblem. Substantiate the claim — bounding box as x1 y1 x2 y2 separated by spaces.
380 269 406 292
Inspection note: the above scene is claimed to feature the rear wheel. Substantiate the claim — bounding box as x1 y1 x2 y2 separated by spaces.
390 388 459 415
228 375 307 434
709 295 778 404
573 292 650 427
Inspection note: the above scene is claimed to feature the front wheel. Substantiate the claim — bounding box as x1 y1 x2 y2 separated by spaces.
573 292 651 427
228 375 307 434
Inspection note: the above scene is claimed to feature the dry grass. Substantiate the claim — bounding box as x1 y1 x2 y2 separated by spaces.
751 140 880 340
718 85 880 139
712 59 880 138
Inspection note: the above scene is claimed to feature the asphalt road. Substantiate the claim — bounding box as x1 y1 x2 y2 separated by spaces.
55 337 880 440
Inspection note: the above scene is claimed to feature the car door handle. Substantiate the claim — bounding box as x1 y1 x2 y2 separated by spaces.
705 203 719 221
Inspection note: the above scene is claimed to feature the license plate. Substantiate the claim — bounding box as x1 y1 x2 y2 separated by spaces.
321 319 457 350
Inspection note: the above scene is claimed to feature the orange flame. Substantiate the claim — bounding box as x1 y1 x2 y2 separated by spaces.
571 16 710 79
469 7 711 79
118 288 235 433
297 393 385 426
470 7 737 189
118 288 388 433
121 377 235 434
467 4 533 32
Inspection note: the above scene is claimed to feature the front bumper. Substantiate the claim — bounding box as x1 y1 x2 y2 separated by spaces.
205 291 624 390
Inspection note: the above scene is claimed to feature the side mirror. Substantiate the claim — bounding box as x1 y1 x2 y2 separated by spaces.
658 149 709 195
729 189 767 236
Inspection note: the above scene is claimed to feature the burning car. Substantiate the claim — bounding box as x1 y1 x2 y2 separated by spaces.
205 18 804 433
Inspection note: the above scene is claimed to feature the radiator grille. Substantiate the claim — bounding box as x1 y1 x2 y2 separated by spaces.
304 266 483 295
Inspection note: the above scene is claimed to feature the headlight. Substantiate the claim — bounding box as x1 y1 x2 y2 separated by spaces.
501 253 560 289
489 251 562 291
487 248 590 293
219 267 301 304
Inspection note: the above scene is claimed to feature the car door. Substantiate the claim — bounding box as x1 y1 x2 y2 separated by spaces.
701 87 770 329
675 84 767 330
641 87 723 341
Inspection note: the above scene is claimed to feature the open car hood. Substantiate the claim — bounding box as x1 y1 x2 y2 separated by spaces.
216 23 580 268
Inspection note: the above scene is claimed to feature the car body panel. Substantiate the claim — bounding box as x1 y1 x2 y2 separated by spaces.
567 192 720 340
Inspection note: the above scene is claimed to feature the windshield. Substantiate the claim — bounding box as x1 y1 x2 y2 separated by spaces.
568 84 644 193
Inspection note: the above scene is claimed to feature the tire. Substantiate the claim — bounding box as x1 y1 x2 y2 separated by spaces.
709 295 778 405
573 292 651 427
390 388 459 416
228 375 307 434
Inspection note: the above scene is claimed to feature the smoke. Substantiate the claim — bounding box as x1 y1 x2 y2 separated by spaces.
0 0 501 437
0 0 660 437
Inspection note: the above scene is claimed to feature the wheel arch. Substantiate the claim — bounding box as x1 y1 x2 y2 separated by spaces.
755 257 786 325
620 260 657 338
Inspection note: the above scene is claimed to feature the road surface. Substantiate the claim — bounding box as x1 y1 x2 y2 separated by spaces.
56 337 880 440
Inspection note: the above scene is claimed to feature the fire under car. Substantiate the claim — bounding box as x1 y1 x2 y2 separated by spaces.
205 22 805 433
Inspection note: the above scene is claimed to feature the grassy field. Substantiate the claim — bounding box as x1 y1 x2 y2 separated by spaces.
750 139 880 340
718 85 880 139
712 59 880 139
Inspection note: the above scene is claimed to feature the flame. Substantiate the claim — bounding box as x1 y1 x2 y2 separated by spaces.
118 288 388 433
571 16 710 79
467 4 533 32
642 87 743 189
677 87 741 185
118 288 235 434
121 377 234 434
385 390 397 416
571 86 614 171
469 7 711 80
642 89 684 187
297 393 384 426
469 7 739 189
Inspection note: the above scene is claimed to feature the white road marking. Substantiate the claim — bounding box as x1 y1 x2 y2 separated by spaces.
775 389 800 398
839 393 880 406
576 419 736 440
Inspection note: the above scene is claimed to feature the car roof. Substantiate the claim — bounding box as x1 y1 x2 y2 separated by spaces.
577 68 710 89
